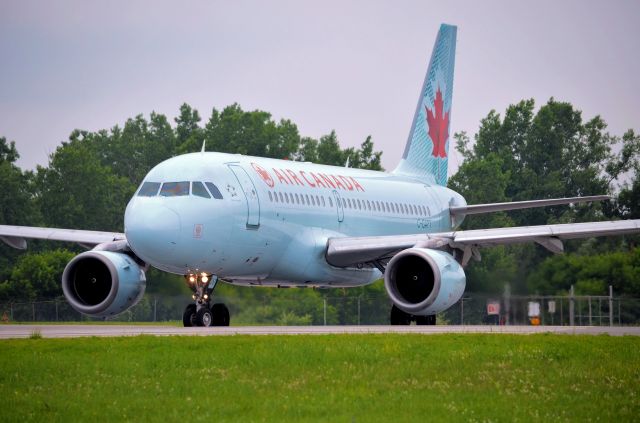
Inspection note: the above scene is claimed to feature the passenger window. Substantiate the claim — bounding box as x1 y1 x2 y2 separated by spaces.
137 182 161 197
274 192 279 203
311 196 316 206
295 193 300 204
268 191 273 202
192 182 211 198
321 196 325 207
160 181 189 197
342 198 346 208
279 192 284 202
329 197 333 207
357 199 361 210
205 182 224 199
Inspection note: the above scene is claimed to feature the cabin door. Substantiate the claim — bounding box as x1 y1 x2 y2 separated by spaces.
332 190 344 223
228 164 260 228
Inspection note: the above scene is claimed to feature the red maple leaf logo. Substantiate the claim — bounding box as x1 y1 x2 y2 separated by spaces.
251 163 274 188
425 87 450 158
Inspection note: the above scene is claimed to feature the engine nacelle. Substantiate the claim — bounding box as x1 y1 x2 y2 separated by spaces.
384 248 465 316
62 251 146 318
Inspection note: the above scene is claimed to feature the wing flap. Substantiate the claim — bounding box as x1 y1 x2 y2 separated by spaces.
0 225 126 249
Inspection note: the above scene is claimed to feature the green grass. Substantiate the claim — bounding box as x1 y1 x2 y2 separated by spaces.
0 334 638 422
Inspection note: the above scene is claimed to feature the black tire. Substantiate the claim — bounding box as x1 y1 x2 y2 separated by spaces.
211 303 230 326
182 304 197 327
390 305 412 325
415 315 436 325
196 307 213 327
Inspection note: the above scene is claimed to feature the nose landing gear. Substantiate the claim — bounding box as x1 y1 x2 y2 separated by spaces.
182 273 230 327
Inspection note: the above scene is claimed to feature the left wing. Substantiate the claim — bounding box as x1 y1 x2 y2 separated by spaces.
0 225 126 250
326 219 640 268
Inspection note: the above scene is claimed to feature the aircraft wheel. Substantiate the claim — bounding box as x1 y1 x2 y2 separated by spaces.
390 305 412 325
415 315 436 325
182 304 197 327
196 307 213 327
211 303 230 326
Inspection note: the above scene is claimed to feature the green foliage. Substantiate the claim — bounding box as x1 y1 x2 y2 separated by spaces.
174 103 203 151
35 141 134 232
1 335 639 421
528 248 640 296
449 98 639 293
0 249 74 301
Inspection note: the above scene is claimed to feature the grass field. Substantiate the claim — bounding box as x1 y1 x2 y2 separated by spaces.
1 334 638 422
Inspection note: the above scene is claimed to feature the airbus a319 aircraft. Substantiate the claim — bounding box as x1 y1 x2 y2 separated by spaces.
1 24 638 326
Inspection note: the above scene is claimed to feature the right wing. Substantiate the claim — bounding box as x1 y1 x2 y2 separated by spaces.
326 219 640 268
449 195 610 216
0 225 126 250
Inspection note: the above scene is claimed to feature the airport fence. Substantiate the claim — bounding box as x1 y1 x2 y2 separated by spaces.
1 286 639 326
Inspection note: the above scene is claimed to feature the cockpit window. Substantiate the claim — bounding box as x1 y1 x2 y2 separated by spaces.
192 181 211 198
160 181 190 197
205 182 223 200
137 182 161 197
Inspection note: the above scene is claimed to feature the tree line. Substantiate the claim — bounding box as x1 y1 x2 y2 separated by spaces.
0 103 382 301
0 98 638 308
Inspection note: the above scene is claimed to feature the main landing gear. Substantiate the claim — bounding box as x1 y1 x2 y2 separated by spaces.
390 305 436 325
182 273 230 327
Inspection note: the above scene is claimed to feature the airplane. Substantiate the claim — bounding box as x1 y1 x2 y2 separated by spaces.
0 24 638 327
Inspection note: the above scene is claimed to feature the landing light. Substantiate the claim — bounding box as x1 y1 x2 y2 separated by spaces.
203 294 209 300
188 275 196 283
192 294 196 300
201 275 209 283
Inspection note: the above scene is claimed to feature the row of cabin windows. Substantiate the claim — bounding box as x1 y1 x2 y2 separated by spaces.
267 190 431 217
137 181 224 199
268 191 331 208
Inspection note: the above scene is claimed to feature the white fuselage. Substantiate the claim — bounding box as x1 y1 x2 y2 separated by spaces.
124 152 465 288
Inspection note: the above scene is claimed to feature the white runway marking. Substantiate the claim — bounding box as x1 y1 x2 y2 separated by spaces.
1 324 639 339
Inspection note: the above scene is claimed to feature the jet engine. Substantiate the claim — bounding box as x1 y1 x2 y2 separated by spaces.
62 251 146 318
384 248 465 316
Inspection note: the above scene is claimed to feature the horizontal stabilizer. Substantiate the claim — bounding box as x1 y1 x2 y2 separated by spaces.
450 195 610 216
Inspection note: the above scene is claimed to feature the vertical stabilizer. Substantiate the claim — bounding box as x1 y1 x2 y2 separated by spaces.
393 24 457 185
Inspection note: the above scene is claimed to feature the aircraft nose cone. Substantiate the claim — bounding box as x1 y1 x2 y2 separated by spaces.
125 204 181 263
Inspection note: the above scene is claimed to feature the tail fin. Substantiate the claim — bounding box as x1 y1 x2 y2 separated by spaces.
393 24 457 186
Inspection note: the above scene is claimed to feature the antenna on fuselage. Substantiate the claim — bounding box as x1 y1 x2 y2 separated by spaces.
201 140 206 153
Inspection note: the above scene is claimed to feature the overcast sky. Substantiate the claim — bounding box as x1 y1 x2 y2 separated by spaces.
1 0 638 174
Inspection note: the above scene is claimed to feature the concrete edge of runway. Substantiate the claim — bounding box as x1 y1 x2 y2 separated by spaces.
1 324 639 339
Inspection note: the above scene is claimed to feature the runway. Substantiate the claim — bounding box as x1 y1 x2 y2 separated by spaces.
1 324 639 339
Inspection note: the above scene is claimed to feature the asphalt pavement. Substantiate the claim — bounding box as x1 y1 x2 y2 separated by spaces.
1 324 639 339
